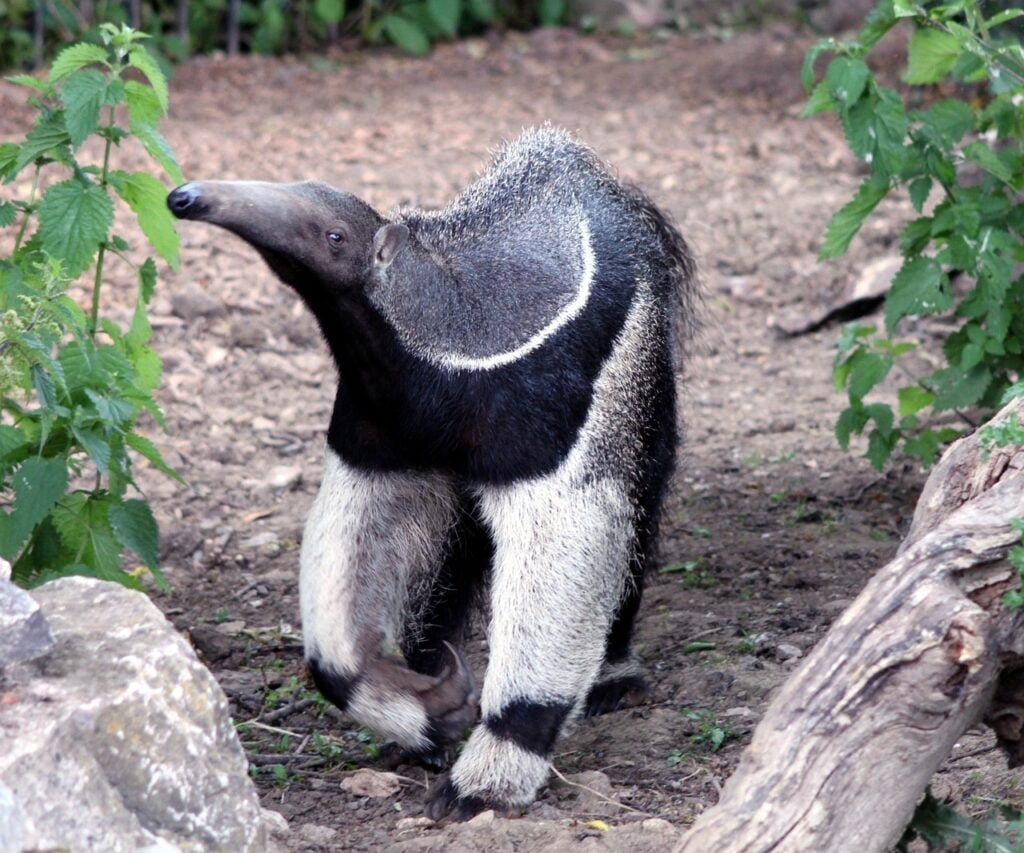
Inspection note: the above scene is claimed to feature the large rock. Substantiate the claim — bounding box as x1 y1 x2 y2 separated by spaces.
0 578 54 666
0 577 266 852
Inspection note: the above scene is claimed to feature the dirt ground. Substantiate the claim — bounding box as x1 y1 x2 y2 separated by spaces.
2 24 1021 851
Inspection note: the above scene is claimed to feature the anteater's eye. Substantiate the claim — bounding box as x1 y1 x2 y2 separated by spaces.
327 230 345 245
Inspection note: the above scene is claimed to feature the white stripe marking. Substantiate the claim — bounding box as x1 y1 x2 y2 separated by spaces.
436 218 597 372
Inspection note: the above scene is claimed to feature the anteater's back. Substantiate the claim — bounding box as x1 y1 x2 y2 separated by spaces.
375 127 695 369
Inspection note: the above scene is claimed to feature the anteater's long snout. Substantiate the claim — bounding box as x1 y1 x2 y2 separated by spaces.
167 182 209 220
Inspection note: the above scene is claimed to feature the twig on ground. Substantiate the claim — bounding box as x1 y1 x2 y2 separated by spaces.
259 698 318 724
549 764 651 816
248 753 327 768
237 720 307 738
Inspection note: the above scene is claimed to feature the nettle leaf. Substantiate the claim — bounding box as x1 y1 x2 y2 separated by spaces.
802 81 836 116
871 87 909 174
59 69 108 149
380 14 431 55
50 492 122 578
987 8 1024 28
37 179 113 278
132 347 161 393
932 364 991 411
903 429 948 467
0 142 18 179
962 141 1014 184
109 498 161 574
842 90 908 173
0 424 29 464
59 341 101 390
801 38 835 92
30 363 58 410
126 432 184 483
898 385 935 417
49 43 109 82
847 350 892 400
918 99 974 148
835 404 868 449
127 46 169 113
72 424 112 473
0 202 16 227
114 171 180 268
909 177 932 213
427 0 461 36
12 112 72 177
138 257 157 304
85 389 135 426
820 174 890 259
867 426 898 470
858 3 898 49
126 299 152 349
0 455 69 559
906 27 961 84
6 74 51 93
124 79 162 127
841 97 875 160
885 256 951 332
133 125 185 187
825 57 870 109
106 495 151 556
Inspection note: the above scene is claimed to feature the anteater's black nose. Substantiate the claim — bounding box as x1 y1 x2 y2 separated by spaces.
167 183 205 219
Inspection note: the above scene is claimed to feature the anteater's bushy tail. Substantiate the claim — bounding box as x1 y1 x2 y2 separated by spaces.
626 186 700 356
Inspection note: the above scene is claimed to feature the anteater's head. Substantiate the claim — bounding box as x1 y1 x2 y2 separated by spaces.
167 180 409 297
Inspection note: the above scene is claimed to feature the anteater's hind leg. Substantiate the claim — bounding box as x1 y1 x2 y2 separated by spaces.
302 450 477 757
585 394 677 717
581 419 675 712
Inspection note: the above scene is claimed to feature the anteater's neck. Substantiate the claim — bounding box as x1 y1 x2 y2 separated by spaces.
299 284 408 413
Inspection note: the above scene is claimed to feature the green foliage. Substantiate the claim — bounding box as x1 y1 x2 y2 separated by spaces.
0 25 182 590
1002 518 1024 610
0 0 566 66
804 1 1024 469
900 791 1024 852
682 709 735 752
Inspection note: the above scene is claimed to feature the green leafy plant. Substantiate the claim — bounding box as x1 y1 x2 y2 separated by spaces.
803 0 1024 469
0 25 183 590
0 0 566 67
682 709 734 752
900 791 1024 852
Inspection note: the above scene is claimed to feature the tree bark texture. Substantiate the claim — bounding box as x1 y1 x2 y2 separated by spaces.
677 398 1024 853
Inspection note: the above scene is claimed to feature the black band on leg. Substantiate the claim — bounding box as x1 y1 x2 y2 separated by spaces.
307 657 361 712
484 698 573 756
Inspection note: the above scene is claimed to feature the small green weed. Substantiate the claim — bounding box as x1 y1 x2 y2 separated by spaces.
659 559 714 588
682 709 734 752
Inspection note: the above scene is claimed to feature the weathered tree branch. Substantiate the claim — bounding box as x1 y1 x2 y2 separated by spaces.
677 399 1024 853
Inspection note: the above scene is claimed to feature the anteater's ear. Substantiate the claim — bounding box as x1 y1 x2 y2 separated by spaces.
373 223 409 269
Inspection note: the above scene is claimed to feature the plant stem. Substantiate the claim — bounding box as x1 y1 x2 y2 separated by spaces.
89 104 117 339
13 166 40 253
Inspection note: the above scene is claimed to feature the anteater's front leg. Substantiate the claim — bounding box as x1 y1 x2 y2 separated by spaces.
302 449 477 756
426 472 634 820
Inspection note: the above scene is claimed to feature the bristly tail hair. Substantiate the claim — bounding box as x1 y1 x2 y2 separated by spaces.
625 185 700 359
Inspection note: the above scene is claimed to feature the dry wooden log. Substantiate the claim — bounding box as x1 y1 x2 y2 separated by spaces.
677 398 1024 853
